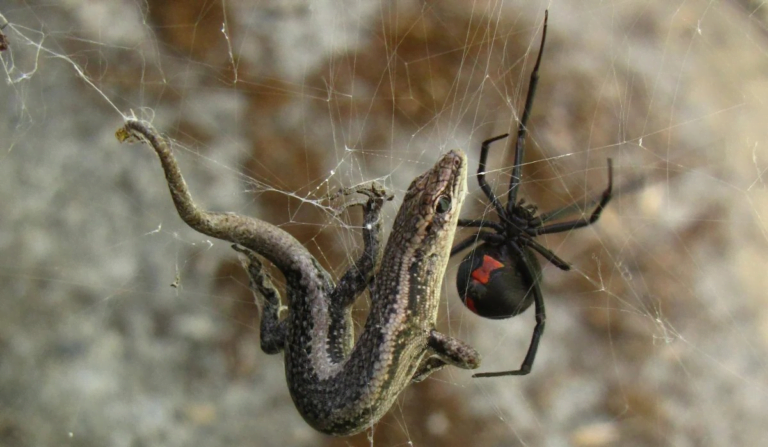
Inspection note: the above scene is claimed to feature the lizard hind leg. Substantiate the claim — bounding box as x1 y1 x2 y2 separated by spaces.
232 244 287 354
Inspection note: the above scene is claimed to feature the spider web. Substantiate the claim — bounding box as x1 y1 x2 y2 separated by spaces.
1 1 767 446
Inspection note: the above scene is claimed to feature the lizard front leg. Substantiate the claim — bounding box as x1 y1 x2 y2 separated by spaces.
324 182 393 358
412 330 481 382
328 181 393 309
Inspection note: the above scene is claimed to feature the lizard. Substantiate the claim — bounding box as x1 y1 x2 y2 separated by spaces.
116 119 481 435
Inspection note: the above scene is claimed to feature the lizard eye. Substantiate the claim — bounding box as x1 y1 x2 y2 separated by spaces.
435 195 452 214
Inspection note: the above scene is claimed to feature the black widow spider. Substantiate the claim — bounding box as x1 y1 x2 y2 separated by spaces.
451 11 613 378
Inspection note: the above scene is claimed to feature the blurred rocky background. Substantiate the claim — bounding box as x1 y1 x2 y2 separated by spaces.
1 0 767 446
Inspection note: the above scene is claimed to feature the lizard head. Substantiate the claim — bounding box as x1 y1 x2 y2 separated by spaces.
375 148 468 326
390 149 468 261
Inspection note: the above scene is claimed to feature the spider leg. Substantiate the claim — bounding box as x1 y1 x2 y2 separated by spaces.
531 159 613 236
532 201 593 226
450 231 504 257
476 133 511 218
530 161 615 226
474 244 545 378
507 10 548 211
452 133 510 260
526 238 572 271
457 218 505 232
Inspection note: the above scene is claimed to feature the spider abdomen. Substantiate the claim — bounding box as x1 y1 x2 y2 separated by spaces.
456 244 541 320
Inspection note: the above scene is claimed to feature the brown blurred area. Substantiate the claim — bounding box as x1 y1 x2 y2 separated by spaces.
1 1 767 446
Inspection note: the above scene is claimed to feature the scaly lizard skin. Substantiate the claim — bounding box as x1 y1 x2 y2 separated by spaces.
117 120 481 435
